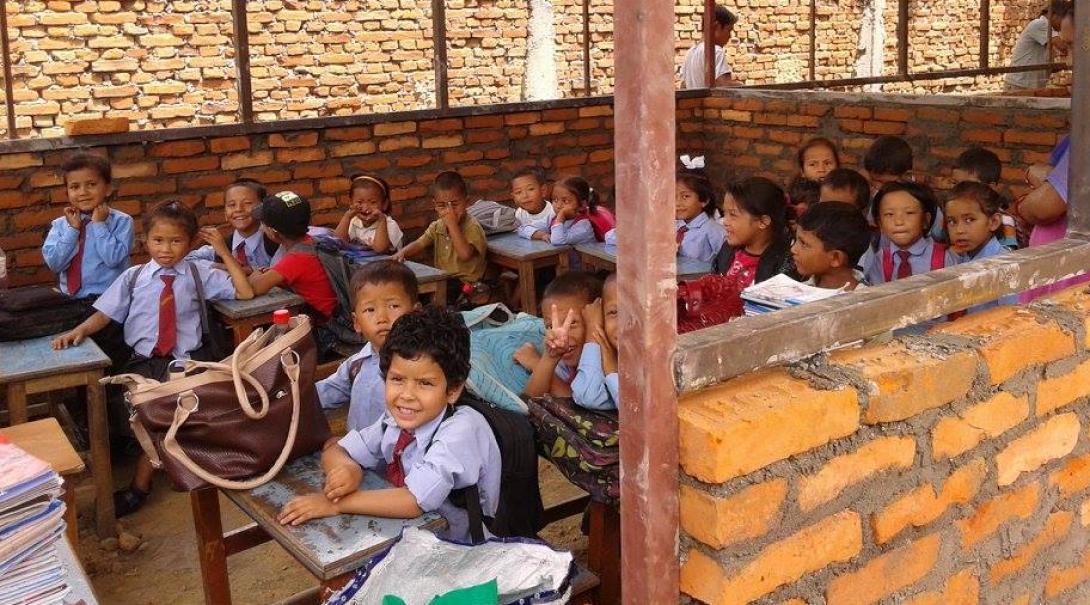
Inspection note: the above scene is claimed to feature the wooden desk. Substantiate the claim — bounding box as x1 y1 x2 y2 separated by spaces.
211 288 307 347
352 258 453 308
486 233 570 315
190 453 445 605
0 418 85 547
58 535 99 605
0 337 114 538
575 242 713 280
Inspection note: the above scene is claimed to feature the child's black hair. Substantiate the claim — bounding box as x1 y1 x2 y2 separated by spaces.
796 137 841 172
144 199 199 239
511 167 547 186
788 177 821 209
863 135 914 177
724 176 788 238
350 260 420 306
226 178 267 200
542 271 603 305
554 176 600 212
821 168 872 212
873 181 940 232
955 147 1002 185
713 4 738 27
678 167 718 217
60 152 111 184
944 181 1004 218
349 173 392 212
380 305 471 387
797 202 873 266
432 170 468 198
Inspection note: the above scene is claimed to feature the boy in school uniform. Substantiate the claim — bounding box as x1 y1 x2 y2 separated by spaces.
572 272 620 410
42 153 134 303
53 200 254 516
186 179 283 270
278 306 502 544
510 168 555 242
516 272 602 399
316 261 420 433
791 202 872 291
394 171 488 299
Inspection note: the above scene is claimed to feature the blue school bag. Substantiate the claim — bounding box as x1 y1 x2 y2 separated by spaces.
460 304 542 415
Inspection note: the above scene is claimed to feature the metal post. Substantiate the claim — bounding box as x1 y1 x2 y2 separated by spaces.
979 0 991 70
230 0 254 124
703 0 714 88
897 0 909 76
809 0 817 81
0 0 19 138
614 1 678 603
1068 8 1089 236
432 0 449 109
582 0 591 95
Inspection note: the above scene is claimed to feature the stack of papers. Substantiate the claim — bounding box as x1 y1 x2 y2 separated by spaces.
0 442 69 605
740 274 845 315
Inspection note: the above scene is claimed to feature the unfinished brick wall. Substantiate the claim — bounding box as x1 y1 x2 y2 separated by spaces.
3 0 1062 138
679 286 1090 604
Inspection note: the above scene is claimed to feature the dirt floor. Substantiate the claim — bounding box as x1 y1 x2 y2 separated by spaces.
72 456 588 604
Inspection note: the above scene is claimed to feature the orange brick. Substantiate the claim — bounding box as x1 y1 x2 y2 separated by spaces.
680 512 862 605
931 392 1029 460
996 413 1080 486
873 459 986 544
528 122 565 136
209 136 250 153
1049 453 1090 499
378 136 419 152
0 153 44 170
1037 359 1090 416
422 135 463 149
1045 549 1090 599
1042 286 1090 348
373 121 417 136
834 106 871 120
1004 129 1056 147
777 601 807 605
863 121 907 135
826 533 941 605
934 307 1075 385
902 569 979 605
680 479 787 549
1081 498 1090 526
990 510 1073 584
962 109 1006 125
831 342 976 423
504 112 540 126
679 369 859 483
958 482 1040 549
578 105 612 118
798 436 915 512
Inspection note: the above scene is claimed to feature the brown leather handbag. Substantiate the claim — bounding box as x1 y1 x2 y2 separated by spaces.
104 315 331 491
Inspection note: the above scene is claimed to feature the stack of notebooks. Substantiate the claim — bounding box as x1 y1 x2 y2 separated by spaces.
0 440 69 605
740 274 845 315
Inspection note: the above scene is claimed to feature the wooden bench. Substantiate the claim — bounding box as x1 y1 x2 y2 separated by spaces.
485 233 571 315
190 452 445 605
0 336 115 538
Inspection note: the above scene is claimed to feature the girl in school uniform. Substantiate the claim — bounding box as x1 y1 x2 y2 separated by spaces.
549 176 615 246
863 181 957 286
334 173 404 253
186 179 282 270
712 177 793 289
675 162 727 264
945 181 1016 313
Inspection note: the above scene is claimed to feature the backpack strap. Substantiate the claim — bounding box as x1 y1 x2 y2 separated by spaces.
424 405 487 544
187 261 212 347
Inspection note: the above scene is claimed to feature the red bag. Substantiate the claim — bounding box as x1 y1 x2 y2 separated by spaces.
677 274 744 334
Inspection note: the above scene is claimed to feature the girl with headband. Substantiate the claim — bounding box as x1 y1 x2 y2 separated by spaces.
335 173 403 253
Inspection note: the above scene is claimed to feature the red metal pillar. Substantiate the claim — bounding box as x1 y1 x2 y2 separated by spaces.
614 0 679 603
1068 5 1089 236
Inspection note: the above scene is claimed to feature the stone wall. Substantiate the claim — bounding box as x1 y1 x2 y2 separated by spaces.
3 0 1063 138
678 288 1090 603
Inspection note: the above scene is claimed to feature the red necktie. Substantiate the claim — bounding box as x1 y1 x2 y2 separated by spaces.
233 241 248 267
66 217 90 295
676 225 689 245
153 274 177 357
896 250 913 280
385 429 415 488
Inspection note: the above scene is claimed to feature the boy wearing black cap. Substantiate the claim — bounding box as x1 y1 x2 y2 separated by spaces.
250 191 339 323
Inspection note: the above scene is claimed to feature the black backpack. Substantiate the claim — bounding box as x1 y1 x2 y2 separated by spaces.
292 242 365 347
0 285 86 341
431 394 544 544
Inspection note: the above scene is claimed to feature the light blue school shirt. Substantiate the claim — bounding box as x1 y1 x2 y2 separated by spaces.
863 237 957 286
338 406 501 543
185 229 283 269
93 260 237 359
570 342 620 411
955 236 1017 313
676 212 727 264
42 208 133 299
550 217 596 246
316 343 385 432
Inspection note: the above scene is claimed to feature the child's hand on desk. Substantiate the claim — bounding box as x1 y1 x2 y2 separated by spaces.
278 493 339 526
391 249 407 263
323 464 363 502
51 328 84 350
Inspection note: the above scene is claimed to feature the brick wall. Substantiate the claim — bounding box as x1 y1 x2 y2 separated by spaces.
679 286 1090 604
3 0 1062 138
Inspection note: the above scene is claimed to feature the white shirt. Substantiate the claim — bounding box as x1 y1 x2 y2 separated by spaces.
681 42 731 89
515 201 555 240
1005 16 1055 89
348 215 404 250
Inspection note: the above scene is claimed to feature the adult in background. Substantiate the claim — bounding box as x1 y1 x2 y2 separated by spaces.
680 5 738 89
1004 0 1073 91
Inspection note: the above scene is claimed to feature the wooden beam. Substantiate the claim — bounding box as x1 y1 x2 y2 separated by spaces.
614 0 678 603
675 238 1090 392
979 0 991 70
1069 5 1089 235
583 0 591 95
809 0 817 81
0 0 18 138
897 0 909 76
432 0 449 110
230 0 254 124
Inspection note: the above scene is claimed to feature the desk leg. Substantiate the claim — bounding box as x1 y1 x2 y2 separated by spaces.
557 251 570 275
86 374 116 538
517 259 537 315
191 488 233 605
587 501 621 605
6 382 28 425
432 281 447 308
319 571 355 603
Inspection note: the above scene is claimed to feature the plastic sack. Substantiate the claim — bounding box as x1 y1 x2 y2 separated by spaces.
461 304 543 414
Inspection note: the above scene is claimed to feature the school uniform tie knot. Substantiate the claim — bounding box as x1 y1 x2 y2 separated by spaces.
676 224 689 245
896 250 913 279
153 274 178 358
385 429 415 488
66 217 92 296
233 241 248 267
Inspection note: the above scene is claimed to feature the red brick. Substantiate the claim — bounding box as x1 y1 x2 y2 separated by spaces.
269 131 319 148
800 103 831 116
419 118 463 132
275 148 325 164
422 135 463 149
181 173 234 191
241 168 292 184
578 106 612 118
874 107 912 122
1004 129 1057 147
374 121 417 136
209 136 250 153
0 153 44 170
396 154 432 169
834 106 871 120
465 115 503 129
444 149 484 164
962 129 1002 144
916 107 961 123
863 120 907 135
957 481 1040 549
378 136 419 152
162 155 220 174
117 178 178 196
293 162 343 179
325 126 371 141
151 140 205 157
542 108 579 121
221 151 273 171
330 141 377 158
504 112 540 126
826 533 941 605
